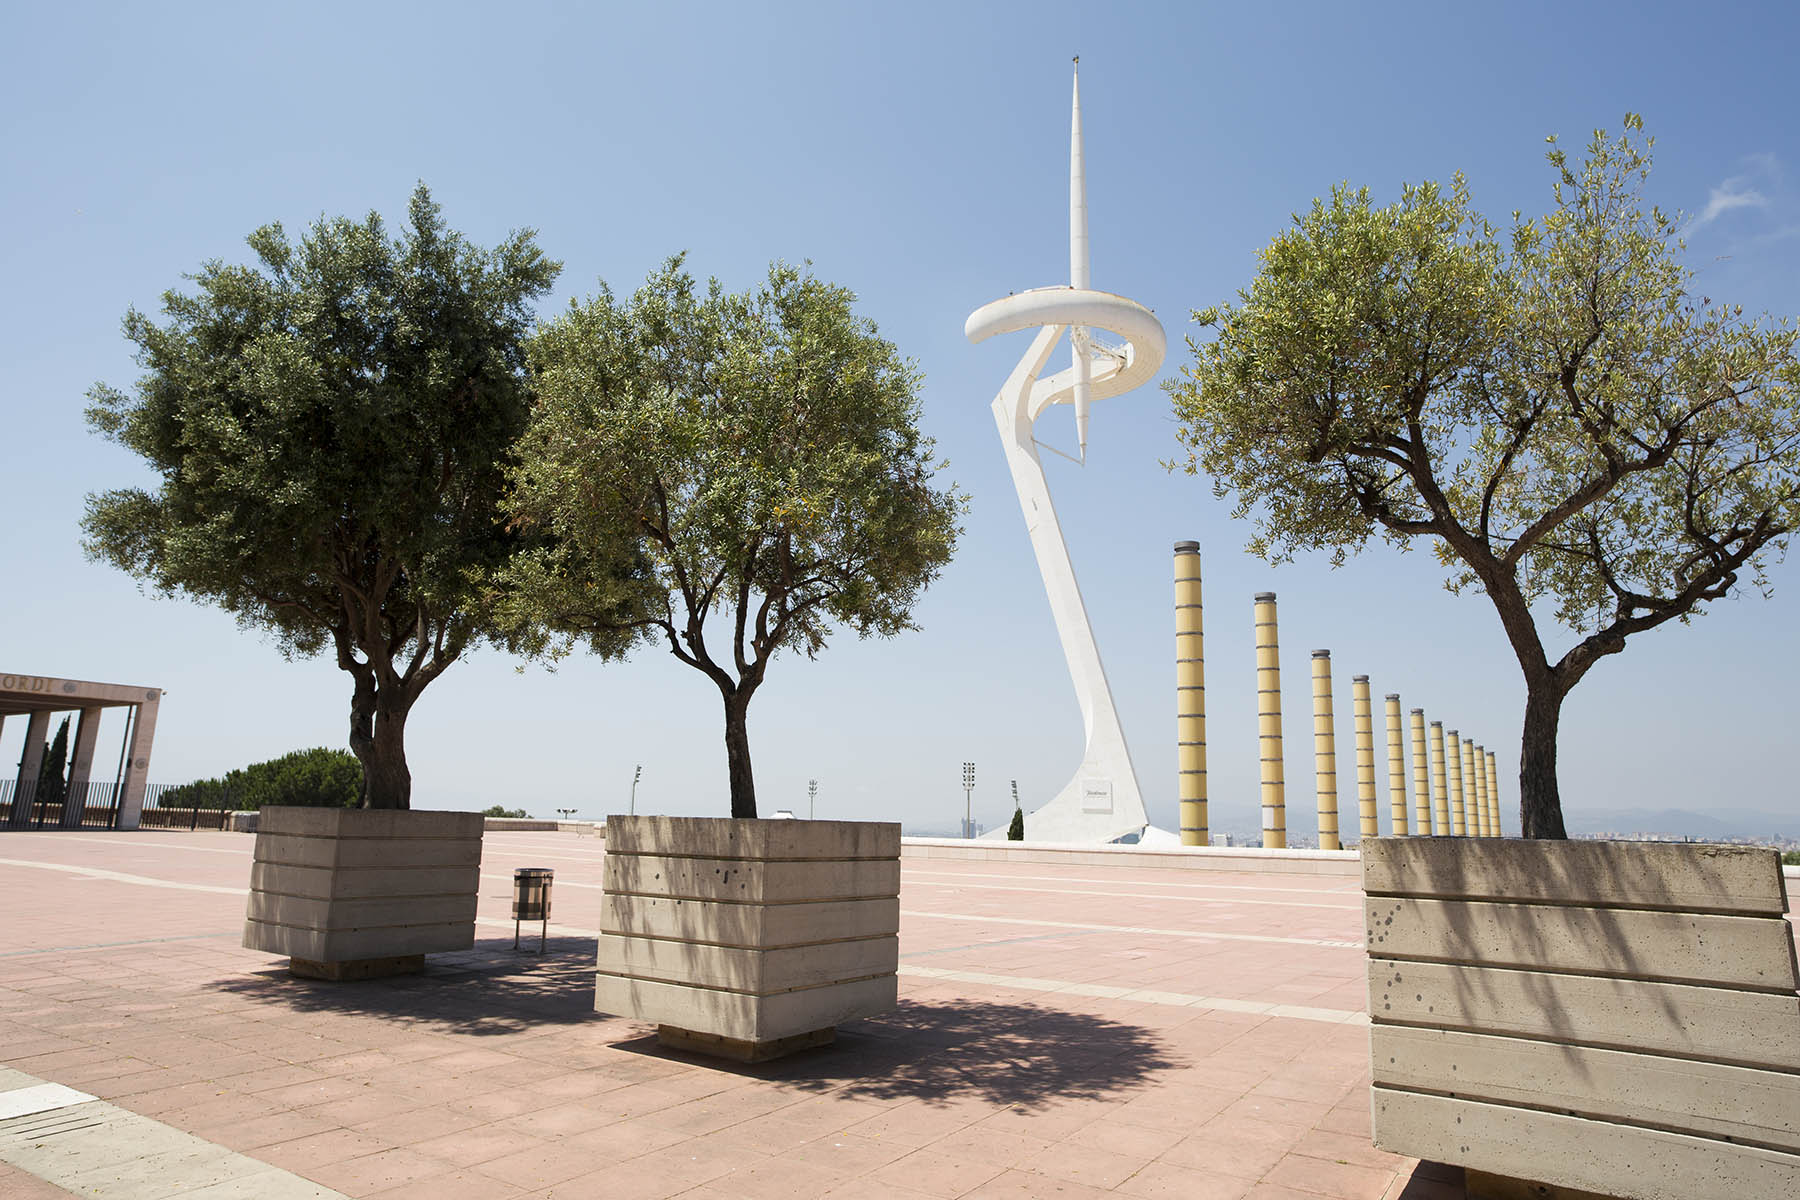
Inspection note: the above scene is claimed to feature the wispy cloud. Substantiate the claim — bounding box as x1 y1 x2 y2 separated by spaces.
1691 156 1778 230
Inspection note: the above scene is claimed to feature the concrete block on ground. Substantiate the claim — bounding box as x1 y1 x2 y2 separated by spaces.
242 806 483 974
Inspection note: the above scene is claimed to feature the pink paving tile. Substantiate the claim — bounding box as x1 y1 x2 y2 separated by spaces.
1019 1139 1152 1189
867 1147 1009 1197
309 1147 463 1194
704 1154 850 1199
961 1167 1116 1198
1264 1153 1396 1200
411 1124 557 1167
252 1126 397 1172
1116 1160 1259 1199
365 1169 531 1200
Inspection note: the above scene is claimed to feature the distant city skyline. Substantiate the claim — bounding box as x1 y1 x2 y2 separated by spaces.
2 3 1796 838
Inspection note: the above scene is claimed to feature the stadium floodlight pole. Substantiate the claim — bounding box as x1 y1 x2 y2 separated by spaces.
962 762 976 838
808 778 818 820
629 764 641 817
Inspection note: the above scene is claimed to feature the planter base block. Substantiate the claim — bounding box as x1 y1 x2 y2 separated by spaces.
1466 1169 1620 1200
288 955 425 981
657 1023 834 1063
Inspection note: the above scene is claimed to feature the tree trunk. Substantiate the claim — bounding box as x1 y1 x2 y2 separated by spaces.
1518 679 1567 839
349 689 413 810
723 689 757 819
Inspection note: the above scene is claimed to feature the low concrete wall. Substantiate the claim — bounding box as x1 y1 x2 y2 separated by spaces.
902 836 1362 876
1363 837 1800 1200
482 817 601 834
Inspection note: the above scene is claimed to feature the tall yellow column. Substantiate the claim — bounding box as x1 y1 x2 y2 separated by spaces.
1255 592 1286 849
1429 720 1450 836
1461 737 1481 837
1487 750 1501 836
1411 710 1432 834
1384 694 1409 835
1352 676 1378 840
1174 542 1206 846
1446 728 1466 836
1471 741 1490 837
1310 650 1340 851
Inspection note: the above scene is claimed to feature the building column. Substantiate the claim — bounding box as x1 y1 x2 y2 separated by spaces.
1429 721 1449 837
1411 711 1432 834
60 707 105 828
1384 695 1410 835
1255 593 1286 850
1311 650 1339 851
1174 542 1207 847
1352 676 1378 840
1487 750 1501 836
115 690 161 831
1461 737 1481 838
1446 729 1466 836
9 709 51 828
1470 742 1490 838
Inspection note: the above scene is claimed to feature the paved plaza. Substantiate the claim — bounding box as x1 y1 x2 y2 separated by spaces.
2 830 1499 1199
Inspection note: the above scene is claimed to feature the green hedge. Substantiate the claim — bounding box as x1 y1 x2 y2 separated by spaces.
162 748 361 811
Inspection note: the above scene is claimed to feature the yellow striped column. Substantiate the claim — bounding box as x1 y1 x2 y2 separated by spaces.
1411 710 1432 834
1461 737 1481 837
1174 542 1206 847
1429 720 1450 836
1446 728 1466 836
1311 650 1340 851
1384 694 1409 835
1255 592 1286 849
1352 676 1378 840
1487 749 1501 836
1471 741 1490 837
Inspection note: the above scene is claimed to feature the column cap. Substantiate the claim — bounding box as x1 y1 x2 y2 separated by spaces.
1353 674 1369 682
1386 693 1400 700
1430 720 1442 727
1411 708 1424 714
1173 540 1199 553
1254 591 1277 602
1311 649 1330 658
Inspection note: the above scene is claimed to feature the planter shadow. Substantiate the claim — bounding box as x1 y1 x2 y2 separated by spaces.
211 933 598 1036
608 996 1180 1109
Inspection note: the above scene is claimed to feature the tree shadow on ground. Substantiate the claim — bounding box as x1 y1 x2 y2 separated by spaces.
610 996 1181 1110
206 934 598 1036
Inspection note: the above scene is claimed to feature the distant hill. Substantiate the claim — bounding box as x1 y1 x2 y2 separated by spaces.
1561 806 1798 841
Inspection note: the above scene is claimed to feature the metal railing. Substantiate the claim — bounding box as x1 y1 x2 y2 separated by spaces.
0 779 123 829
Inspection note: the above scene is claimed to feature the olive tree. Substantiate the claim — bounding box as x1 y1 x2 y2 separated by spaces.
1168 118 1800 837
506 256 964 818
84 186 558 808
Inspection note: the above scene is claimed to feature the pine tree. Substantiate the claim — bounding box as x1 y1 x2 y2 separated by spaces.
39 717 70 814
1007 780 1024 841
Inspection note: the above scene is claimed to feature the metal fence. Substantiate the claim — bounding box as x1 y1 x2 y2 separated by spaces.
0 779 123 829
139 782 240 830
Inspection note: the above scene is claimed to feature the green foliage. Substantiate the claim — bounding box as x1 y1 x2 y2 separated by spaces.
1782 850 1800 867
38 717 70 809
163 747 362 810
1007 805 1024 841
83 185 559 808
1169 117 1800 836
507 256 964 817
482 804 529 818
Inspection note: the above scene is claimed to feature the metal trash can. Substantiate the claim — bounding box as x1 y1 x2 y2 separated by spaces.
512 868 553 953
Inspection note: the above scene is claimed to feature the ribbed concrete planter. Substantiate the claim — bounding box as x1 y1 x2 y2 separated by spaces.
596 816 900 1062
1362 837 1800 1200
243 807 484 980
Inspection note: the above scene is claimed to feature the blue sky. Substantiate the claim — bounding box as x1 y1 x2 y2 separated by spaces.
3 2 1797 836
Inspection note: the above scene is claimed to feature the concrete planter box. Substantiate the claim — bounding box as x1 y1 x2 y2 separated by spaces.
243 807 484 980
1362 837 1800 1200
596 815 900 1061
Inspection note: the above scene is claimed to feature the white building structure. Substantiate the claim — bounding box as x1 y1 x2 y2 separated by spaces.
964 61 1171 844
